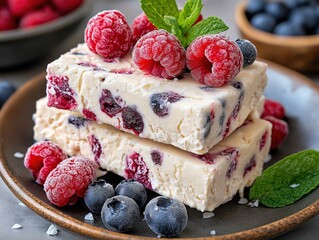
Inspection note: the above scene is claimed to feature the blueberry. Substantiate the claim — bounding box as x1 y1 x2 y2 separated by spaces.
290 6 319 33
245 0 266 19
274 21 306 36
84 179 115 214
235 39 257 67
0 81 16 108
101 195 140 233
284 0 311 9
68 116 87 128
150 92 183 117
251 13 277 33
121 106 144 135
265 2 290 21
115 179 147 208
144 196 188 237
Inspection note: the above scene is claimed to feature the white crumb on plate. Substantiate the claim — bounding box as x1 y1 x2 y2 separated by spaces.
210 230 216 235
18 202 26 207
46 224 58 236
203 211 215 219
84 213 94 222
238 197 249 205
290 183 300 188
264 154 272 163
14 152 24 158
248 199 259 207
12 224 22 229
157 234 161 238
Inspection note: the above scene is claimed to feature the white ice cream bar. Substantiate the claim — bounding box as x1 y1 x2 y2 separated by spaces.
46 43 267 154
34 98 271 212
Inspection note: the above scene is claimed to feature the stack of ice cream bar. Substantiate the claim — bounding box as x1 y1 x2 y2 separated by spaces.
34 43 271 212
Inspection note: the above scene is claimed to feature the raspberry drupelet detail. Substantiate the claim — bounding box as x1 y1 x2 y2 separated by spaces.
131 12 157 45
186 35 243 87
132 29 186 79
85 10 132 59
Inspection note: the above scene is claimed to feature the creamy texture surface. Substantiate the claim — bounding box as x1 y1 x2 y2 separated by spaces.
46 44 268 154
34 98 271 212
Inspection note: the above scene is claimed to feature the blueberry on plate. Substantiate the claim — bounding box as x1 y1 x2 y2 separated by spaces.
235 39 257 67
144 196 188 237
101 195 140 233
115 179 147 208
245 0 266 19
0 81 16 108
265 2 290 22
274 21 306 36
250 13 277 33
84 179 115 214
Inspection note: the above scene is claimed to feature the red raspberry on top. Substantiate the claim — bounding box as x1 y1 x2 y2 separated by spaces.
131 12 157 45
51 0 83 14
186 35 243 87
263 115 289 150
132 29 186 79
24 141 67 185
85 10 132 59
8 0 47 17
261 99 286 119
19 5 59 28
44 156 97 207
0 7 16 31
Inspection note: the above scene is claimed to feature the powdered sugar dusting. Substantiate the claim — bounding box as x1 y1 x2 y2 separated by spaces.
46 224 58 236
290 183 300 188
84 213 94 222
12 224 22 229
14 152 24 158
210 230 216 235
203 211 215 219
238 197 248 205
264 154 272 163
248 199 259 207
18 202 26 207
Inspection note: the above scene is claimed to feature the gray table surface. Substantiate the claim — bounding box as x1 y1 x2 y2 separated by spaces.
0 0 318 239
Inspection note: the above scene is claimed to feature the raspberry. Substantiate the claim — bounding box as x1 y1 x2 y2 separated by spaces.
261 99 286 119
186 35 243 87
85 10 132 59
99 89 123 117
20 5 59 29
44 156 97 207
263 116 289 149
24 141 67 185
133 30 186 79
131 12 157 45
8 0 47 17
0 7 16 31
51 0 83 14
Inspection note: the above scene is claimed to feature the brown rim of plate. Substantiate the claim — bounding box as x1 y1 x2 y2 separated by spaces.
235 1 319 47
0 65 319 240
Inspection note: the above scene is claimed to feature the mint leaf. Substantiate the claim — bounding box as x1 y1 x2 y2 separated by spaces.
185 16 229 46
164 16 184 45
140 0 179 31
178 0 203 34
249 149 319 208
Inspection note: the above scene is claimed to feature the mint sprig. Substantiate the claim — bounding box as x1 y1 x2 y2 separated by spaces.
140 0 228 48
249 149 319 208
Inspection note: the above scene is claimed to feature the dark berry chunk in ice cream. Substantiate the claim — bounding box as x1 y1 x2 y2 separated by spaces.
150 92 183 117
99 89 123 117
68 115 87 128
122 106 144 135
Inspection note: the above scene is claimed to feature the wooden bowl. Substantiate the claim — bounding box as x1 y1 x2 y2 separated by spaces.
235 1 319 72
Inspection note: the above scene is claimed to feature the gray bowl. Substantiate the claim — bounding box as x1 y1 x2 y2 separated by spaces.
0 0 91 69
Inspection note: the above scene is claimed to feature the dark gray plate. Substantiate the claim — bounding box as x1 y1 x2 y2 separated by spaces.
0 62 319 240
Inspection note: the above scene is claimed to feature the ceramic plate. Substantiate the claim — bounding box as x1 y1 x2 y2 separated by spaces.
0 62 319 240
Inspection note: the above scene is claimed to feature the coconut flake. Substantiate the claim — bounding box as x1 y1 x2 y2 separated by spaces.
14 152 24 158
210 230 216 235
84 213 94 222
12 224 22 229
46 224 58 236
203 211 215 219
238 197 249 205
248 199 259 207
290 183 300 188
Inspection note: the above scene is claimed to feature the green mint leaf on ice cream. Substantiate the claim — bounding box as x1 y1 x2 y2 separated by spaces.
140 0 228 47
249 149 319 208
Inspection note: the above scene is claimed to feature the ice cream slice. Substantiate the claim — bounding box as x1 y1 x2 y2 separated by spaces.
46 43 267 154
34 98 271 212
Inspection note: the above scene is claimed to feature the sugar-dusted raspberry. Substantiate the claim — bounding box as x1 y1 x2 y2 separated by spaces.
51 0 83 14
263 116 289 149
131 12 157 45
0 7 16 31
186 35 243 87
44 156 97 207
20 5 59 28
261 99 286 119
24 141 67 185
8 0 47 17
85 10 132 59
132 30 186 79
